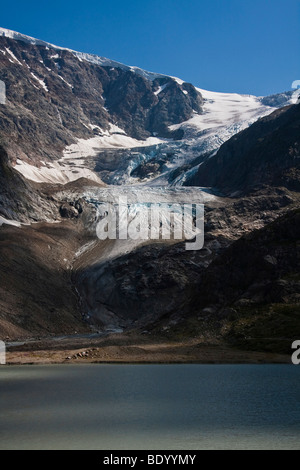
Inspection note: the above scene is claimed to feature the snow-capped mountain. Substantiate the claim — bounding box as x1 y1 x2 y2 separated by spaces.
0 27 168 81
0 27 292 186
0 28 299 347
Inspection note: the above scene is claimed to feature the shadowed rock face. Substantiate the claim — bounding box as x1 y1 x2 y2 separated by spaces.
0 36 202 166
71 185 299 333
185 103 300 195
73 241 214 330
0 220 91 339
189 209 300 312
0 145 56 222
185 208 300 354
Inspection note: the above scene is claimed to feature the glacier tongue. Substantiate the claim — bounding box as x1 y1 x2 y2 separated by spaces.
83 90 279 186
60 86 285 187
79 185 214 261
41 88 279 188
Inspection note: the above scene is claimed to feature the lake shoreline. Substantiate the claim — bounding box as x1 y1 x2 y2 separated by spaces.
5 332 291 365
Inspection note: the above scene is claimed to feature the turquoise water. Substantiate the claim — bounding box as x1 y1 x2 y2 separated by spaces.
0 364 299 450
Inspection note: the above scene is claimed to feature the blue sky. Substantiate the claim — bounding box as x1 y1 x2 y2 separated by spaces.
1 0 299 96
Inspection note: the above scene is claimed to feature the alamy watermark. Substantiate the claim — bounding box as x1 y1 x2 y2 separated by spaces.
291 80 300 104
291 341 300 365
285 83 299 365
0 80 5 105
96 197 204 251
0 340 6 365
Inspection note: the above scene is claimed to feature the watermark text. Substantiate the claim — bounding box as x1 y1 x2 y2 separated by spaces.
0 80 5 105
292 340 300 365
96 197 204 251
291 80 300 104
0 341 6 365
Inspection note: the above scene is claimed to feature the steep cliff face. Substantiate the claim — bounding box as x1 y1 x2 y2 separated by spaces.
185 103 300 195
0 33 203 168
0 145 56 222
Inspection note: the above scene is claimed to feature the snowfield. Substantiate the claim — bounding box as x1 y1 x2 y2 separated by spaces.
63 125 167 157
14 125 167 184
171 88 274 133
14 159 103 185
0 216 21 227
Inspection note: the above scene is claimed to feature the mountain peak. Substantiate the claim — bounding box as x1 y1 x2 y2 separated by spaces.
0 26 166 82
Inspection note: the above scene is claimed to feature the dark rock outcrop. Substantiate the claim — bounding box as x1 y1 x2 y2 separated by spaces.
73 240 216 330
185 103 300 195
184 208 300 353
191 209 300 311
0 145 56 222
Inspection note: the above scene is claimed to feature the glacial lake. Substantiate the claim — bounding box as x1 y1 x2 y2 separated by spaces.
0 364 299 450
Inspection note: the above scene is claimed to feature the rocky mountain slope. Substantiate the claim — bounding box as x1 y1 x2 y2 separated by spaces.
0 28 298 355
71 187 299 338
173 208 300 354
0 28 202 172
0 220 88 339
185 103 300 195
